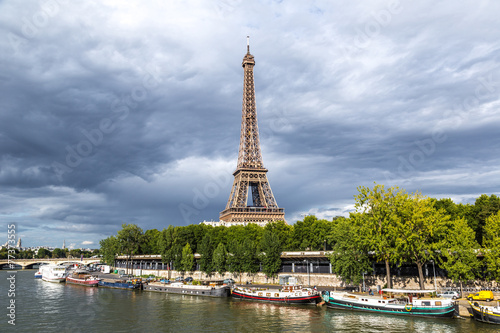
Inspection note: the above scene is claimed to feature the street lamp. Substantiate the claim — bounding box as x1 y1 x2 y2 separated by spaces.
430 260 437 291
362 272 367 292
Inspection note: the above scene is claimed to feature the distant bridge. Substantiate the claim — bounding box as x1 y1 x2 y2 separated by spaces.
0 258 101 269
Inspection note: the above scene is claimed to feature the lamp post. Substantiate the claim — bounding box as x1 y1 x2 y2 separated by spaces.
430 260 437 291
362 272 366 292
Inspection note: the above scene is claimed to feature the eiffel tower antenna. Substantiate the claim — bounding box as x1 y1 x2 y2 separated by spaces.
219 39 285 225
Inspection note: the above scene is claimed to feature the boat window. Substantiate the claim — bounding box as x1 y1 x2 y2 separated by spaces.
435 301 442 306
422 301 431 306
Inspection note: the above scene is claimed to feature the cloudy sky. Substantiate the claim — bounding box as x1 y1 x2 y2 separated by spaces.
1 0 499 248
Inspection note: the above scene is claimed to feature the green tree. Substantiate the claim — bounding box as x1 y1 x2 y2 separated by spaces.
18 249 34 259
37 248 51 259
213 242 227 277
437 217 480 296
52 248 64 258
141 229 162 254
395 192 448 290
291 215 319 250
433 198 460 220
180 243 194 274
117 224 144 274
354 184 403 289
227 239 243 278
99 236 118 266
264 221 291 250
198 234 214 277
240 238 259 278
260 229 282 280
329 214 372 288
69 249 81 258
483 211 500 280
159 225 176 268
470 194 500 245
244 223 265 249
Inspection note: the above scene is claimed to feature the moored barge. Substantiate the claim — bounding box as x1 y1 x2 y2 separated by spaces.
322 288 456 318
468 301 500 325
98 278 142 290
232 284 320 304
144 281 231 297
66 270 100 287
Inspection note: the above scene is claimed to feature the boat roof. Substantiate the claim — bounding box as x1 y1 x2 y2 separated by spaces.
382 288 436 294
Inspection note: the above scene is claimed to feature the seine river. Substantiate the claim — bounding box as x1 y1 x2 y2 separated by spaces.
1 270 498 332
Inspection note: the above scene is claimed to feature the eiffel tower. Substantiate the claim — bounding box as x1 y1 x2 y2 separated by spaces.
219 38 285 224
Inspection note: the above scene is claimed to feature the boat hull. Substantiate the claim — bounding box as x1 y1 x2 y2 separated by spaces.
231 290 321 304
41 277 66 283
468 302 500 325
98 280 142 290
323 292 456 318
66 277 99 287
144 283 230 297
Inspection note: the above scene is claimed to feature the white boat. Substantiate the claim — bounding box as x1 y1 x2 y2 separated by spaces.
322 288 457 318
40 264 67 283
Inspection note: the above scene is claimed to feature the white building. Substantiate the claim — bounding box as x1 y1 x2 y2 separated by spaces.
200 220 269 227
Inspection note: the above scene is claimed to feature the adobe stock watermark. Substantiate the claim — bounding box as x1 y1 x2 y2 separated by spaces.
179 169 233 224
6 223 18 326
215 0 242 18
7 0 69 55
259 108 292 143
51 62 162 181
340 0 403 61
385 73 498 183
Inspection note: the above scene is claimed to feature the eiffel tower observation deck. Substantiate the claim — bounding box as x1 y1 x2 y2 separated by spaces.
219 38 285 225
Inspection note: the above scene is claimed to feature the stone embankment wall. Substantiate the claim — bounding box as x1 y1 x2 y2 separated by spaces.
115 268 499 290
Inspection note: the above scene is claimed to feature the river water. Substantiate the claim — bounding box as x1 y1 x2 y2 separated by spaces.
1 270 497 332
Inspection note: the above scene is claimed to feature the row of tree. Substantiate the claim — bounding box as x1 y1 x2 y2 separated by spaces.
99 222 283 280
99 185 500 292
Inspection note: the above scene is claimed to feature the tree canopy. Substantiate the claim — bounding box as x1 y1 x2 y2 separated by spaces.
99 188 500 285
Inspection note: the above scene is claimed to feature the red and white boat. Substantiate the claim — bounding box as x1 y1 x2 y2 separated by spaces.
66 270 100 287
232 277 320 304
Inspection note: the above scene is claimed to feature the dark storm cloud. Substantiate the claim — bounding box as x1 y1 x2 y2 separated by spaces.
1 0 499 246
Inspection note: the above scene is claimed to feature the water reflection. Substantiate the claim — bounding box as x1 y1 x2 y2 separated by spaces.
229 300 326 331
323 308 490 333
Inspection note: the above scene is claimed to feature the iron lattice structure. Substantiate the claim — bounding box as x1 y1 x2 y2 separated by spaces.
219 39 285 224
